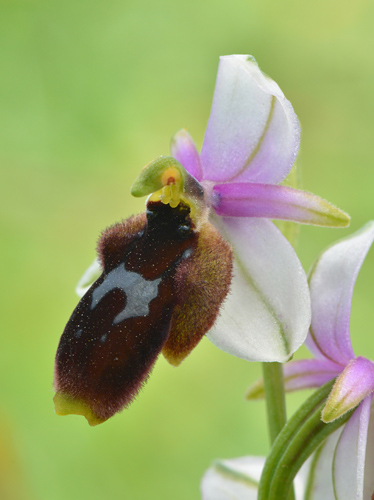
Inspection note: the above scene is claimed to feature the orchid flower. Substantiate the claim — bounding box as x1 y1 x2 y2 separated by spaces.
76 54 349 365
248 221 374 499
54 54 350 425
201 455 309 500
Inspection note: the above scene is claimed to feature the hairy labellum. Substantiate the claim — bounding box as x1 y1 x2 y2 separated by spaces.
54 199 232 425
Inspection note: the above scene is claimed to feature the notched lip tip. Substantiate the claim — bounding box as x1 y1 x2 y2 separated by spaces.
53 392 107 427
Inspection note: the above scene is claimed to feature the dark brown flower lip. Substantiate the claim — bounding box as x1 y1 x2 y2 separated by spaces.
54 200 200 423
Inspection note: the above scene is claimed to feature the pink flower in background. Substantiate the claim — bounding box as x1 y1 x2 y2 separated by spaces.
278 221 374 499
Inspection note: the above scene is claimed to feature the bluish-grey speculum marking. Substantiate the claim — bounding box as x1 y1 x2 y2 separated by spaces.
91 264 162 324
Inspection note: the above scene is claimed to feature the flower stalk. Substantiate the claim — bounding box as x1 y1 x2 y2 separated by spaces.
262 362 296 500
262 362 288 444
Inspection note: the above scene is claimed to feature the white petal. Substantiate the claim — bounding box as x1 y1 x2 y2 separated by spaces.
333 396 372 500
201 456 264 500
208 217 310 362
75 258 102 297
201 455 308 500
295 459 313 500
303 429 342 500
200 55 300 185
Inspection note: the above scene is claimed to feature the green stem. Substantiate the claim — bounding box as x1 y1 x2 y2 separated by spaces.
258 380 333 500
260 379 334 490
258 379 353 500
262 362 295 500
262 362 288 443
268 404 353 500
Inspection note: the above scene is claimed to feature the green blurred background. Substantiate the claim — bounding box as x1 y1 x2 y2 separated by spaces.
1 0 374 498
